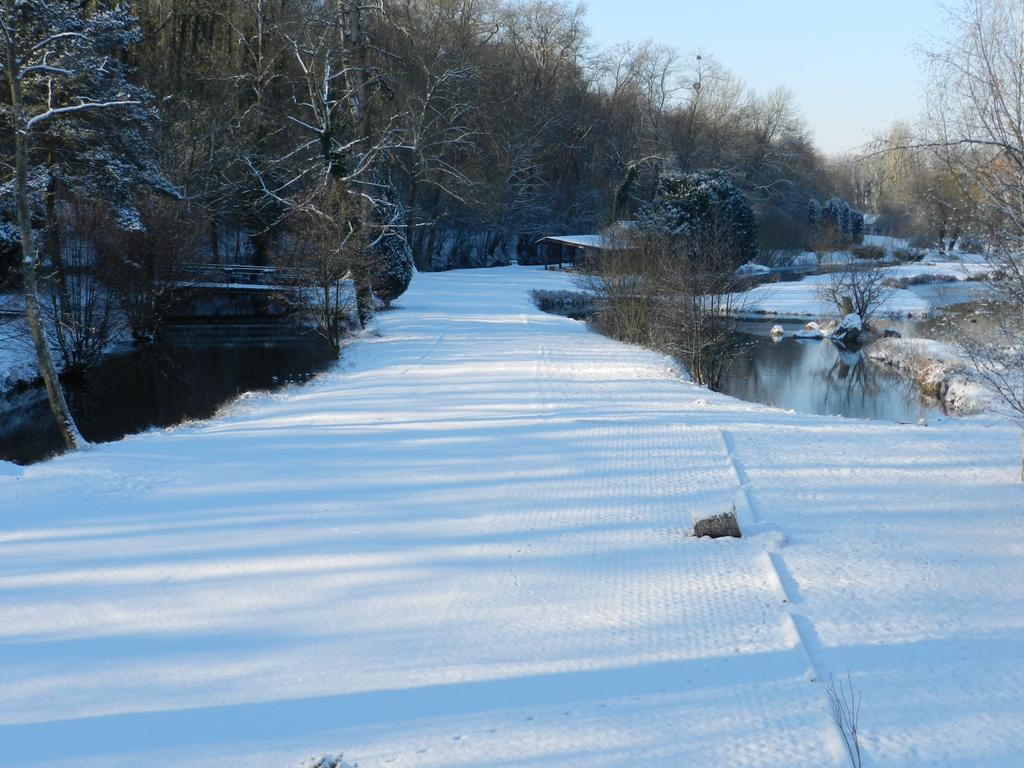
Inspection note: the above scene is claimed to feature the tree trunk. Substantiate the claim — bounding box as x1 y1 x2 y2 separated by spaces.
4 24 85 451
44 171 74 362
612 164 639 224
340 0 376 326
210 217 220 262
407 176 423 270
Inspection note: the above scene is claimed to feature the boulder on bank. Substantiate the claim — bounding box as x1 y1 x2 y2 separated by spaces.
692 510 742 539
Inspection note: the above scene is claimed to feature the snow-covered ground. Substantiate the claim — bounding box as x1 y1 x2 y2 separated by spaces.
1 266 1021 768
736 258 992 319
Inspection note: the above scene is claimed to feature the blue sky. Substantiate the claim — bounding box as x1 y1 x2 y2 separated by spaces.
581 0 950 155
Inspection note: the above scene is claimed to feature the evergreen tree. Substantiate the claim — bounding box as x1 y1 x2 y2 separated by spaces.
808 198 822 228
638 170 759 266
819 196 864 244
840 201 852 238
821 197 842 232
369 231 414 309
850 210 865 244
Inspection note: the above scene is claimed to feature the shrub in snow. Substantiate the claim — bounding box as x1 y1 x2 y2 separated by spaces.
638 170 758 266
825 673 863 768
850 244 885 261
884 272 957 289
369 232 414 309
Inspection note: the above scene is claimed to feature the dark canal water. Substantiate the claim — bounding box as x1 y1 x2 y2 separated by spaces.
536 281 986 424
718 332 946 423
0 333 336 465
718 284 992 423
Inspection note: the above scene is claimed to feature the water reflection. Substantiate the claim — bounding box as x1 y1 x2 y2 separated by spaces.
718 334 945 422
0 336 336 465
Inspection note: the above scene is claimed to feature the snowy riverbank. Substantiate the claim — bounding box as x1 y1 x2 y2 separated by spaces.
1 266 1021 768
733 257 991 319
866 337 991 416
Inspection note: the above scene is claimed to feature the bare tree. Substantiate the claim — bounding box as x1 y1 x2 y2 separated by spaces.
243 1 408 324
655 222 756 389
382 0 485 269
923 0 1024 476
40 201 124 375
818 262 896 325
577 229 663 350
276 190 362 350
580 220 755 390
0 1 144 450
825 673 864 768
98 195 205 341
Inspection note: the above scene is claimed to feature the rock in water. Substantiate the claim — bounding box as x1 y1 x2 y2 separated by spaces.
794 321 824 339
831 313 863 345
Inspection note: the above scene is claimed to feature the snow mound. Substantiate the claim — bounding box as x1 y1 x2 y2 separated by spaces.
793 321 823 339
839 313 862 332
736 262 771 277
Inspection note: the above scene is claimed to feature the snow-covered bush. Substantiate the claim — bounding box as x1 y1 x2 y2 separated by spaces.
850 244 885 260
369 232 414 309
638 170 758 266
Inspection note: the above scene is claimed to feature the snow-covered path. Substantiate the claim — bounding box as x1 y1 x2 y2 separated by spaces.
1 267 1021 767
